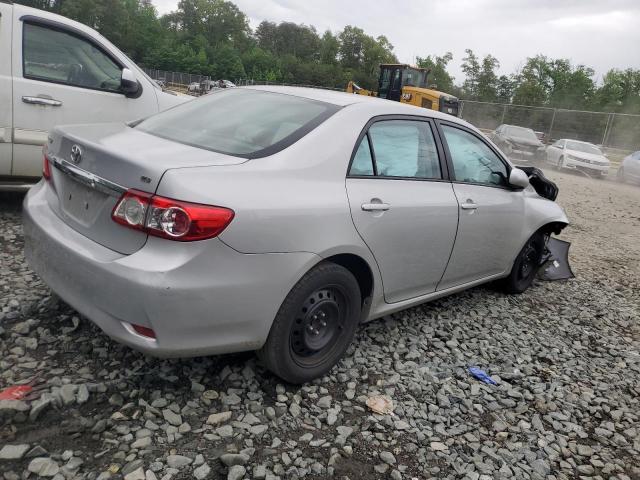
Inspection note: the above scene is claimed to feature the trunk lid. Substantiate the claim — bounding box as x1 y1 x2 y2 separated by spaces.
46 123 246 255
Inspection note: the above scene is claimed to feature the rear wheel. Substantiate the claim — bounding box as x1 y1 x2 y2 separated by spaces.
501 232 546 294
258 262 361 383
617 167 626 182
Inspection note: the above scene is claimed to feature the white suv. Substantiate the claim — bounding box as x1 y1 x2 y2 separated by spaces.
0 1 189 190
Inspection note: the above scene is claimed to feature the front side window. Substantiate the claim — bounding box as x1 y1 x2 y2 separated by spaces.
23 23 122 92
136 89 340 158
442 125 509 187
348 120 441 179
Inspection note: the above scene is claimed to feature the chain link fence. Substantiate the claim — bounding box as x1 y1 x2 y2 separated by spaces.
142 68 210 87
460 100 640 152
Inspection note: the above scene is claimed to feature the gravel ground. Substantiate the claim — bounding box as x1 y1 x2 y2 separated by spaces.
1 170 639 480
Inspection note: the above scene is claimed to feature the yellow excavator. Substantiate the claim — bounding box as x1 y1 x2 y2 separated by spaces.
346 63 459 116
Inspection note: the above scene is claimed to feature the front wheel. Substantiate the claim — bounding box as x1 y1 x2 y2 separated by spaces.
500 232 546 294
258 262 362 383
556 156 564 170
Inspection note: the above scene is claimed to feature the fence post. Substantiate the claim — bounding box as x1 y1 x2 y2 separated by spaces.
459 101 464 118
500 104 507 124
601 113 612 147
547 109 557 142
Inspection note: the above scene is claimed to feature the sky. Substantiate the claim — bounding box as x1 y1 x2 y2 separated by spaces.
152 0 640 84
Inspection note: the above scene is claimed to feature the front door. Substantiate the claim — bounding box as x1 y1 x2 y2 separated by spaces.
437 123 525 290
11 16 158 177
346 118 459 303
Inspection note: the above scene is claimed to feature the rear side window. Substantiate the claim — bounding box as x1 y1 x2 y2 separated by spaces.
23 23 122 92
349 120 441 179
136 89 340 158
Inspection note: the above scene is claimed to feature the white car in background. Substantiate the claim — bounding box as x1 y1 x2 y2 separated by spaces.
546 139 610 179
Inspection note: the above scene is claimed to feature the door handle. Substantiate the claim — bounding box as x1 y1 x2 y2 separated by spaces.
460 201 478 210
22 96 62 107
362 202 390 212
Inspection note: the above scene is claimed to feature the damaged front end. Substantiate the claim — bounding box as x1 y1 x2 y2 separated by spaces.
539 236 575 281
518 166 559 201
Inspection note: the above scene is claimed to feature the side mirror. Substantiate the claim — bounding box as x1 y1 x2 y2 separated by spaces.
509 168 530 189
121 68 140 97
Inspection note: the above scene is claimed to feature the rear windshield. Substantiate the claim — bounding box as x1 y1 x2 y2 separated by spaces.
135 89 340 158
506 126 538 141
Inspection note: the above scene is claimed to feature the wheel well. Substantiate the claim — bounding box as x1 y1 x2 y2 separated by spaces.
538 221 568 236
324 254 374 307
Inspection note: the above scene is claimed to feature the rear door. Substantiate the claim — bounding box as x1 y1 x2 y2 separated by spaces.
0 4 12 176
345 117 459 303
11 10 158 177
436 122 525 290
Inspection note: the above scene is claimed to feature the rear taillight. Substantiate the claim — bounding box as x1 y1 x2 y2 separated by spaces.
112 190 234 241
131 324 156 339
43 153 52 181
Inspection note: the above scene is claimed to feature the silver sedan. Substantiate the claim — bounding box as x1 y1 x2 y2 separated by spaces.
23 86 569 383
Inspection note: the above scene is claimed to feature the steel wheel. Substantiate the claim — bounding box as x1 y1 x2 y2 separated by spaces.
290 286 347 366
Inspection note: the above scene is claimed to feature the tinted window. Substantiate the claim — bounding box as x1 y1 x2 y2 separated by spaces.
349 137 374 176
368 120 441 179
442 125 509 187
505 126 538 141
136 89 340 158
23 23 122 92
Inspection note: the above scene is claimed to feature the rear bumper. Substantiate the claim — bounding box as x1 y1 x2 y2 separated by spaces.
23 182 320 357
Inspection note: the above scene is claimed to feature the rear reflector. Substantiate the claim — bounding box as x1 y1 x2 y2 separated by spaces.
131 324 156 339
112 190 234 241
43 153 52 181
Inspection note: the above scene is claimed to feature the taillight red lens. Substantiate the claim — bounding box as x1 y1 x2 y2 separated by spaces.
112 190 234 241
131 324 156 339
43 153 52 181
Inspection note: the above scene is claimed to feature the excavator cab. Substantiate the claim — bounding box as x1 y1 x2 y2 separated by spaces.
377 64 429 101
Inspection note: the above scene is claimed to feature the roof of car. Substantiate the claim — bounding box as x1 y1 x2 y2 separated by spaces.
242 85 383 106
561 139 596 146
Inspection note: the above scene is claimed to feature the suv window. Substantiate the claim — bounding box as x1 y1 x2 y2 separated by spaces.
23 23 122 92
442 125 509 187
349 120 441 179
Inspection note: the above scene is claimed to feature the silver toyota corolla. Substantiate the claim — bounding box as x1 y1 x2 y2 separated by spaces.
23 86 569 383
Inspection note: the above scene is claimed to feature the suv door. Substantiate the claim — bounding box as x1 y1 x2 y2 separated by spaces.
11 15 158 177
345 117 459 303
437 122 525 289
0 4 12 176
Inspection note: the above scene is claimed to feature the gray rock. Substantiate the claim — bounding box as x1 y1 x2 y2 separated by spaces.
193 463 211 480
166 455 192 468
28 458 60 477
379 451 396 465
162 409 182 426
227 465 246 480
0 444 30 460
207 411 232 425
219 453 249 467
124 467 146 480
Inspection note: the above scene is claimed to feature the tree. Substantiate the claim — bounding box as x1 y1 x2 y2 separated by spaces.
416 52 454 93
461 49 481 99
477 54 500 102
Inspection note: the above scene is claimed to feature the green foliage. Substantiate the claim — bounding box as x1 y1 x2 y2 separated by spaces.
416 52 454 93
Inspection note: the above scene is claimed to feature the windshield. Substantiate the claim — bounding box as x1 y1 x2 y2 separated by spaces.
402 68 427 88
505 126 538 141
566 141 603 155
136 89 340 158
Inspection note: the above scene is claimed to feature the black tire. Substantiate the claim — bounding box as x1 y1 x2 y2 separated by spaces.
258 262 361 384
501 232 546 294
617 167 626 182
556 156 564 171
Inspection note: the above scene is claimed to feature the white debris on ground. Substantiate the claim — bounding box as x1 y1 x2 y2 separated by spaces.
0 170 639 480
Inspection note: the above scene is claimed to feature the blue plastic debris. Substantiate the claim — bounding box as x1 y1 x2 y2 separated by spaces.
468 366 497 385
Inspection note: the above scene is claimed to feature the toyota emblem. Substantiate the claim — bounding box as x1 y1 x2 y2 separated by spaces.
70 145 83 164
